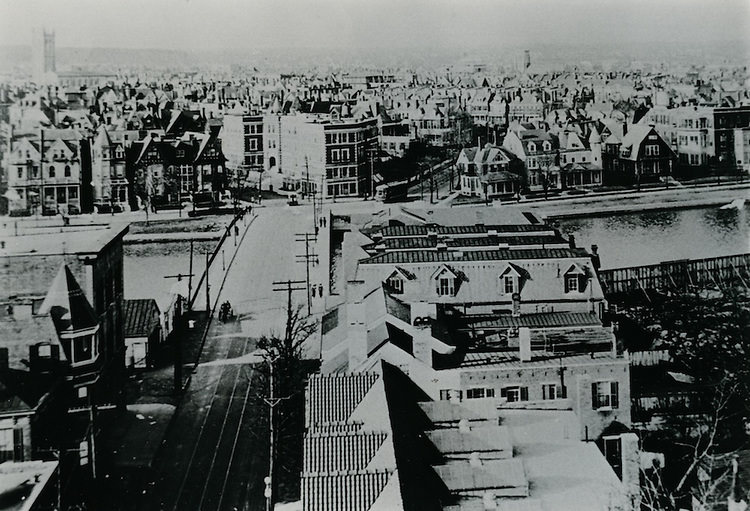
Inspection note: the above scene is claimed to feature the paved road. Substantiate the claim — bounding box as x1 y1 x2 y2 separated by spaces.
144 207 311 511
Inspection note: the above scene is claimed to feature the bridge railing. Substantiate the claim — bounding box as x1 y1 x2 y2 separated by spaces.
598 253 750 296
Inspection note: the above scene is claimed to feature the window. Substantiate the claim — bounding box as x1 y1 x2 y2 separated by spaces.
78 386 88 399
0 428 23 462
565 275 579 292
645 145 659 156
17 167 23 178
437 275 455 297
466 387 495 399
592 381 619 409
542 383 565 400
68 186 78 200
38 344 52 357
73 335 94 363
503 275 515 294
64 165 71 177
500 386 528 402
386 275 404 294
49 166 55 178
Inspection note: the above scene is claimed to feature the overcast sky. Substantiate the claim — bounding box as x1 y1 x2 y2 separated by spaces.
0 0 748 50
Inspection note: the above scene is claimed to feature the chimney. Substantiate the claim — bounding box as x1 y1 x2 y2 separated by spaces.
469 452 482 467
519 327 531 362
590 244 600 271
623 123 628 137
511 292 521 318
458 418 471 433
569 234 576 249
620 433 642 509
482 492 497 510
346 299 368 369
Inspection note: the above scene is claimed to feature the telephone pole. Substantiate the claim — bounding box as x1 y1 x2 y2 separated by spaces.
295 233 318 316
271 279 307 343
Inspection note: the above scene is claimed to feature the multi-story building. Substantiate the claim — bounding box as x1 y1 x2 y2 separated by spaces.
714 105 750 172
91 126 130 211
602 124 677 185
733 126 750 174
128 131 227 206
0 226 129 408
222 111 265 189
6 129 89 215
277 113 379 198
455 144 523 199
507 93 544 124
380 120 412 158
503 128 560 192
641 105 714 175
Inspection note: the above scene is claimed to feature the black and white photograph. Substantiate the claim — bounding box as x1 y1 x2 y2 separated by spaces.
0 0 748 509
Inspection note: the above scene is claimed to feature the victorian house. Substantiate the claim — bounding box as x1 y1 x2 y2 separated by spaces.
455 144 523 200
502 128 560 193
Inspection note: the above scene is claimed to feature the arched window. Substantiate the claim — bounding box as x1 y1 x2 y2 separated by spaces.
64 165 71 177
49 166 55 178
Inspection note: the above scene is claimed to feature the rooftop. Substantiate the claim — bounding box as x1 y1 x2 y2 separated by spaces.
0 225 129 257
360 247 590 265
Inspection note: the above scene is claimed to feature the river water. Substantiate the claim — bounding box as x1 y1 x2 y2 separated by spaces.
555 204 749 269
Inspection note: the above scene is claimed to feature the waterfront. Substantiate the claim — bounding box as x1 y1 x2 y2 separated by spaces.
556 203 750 269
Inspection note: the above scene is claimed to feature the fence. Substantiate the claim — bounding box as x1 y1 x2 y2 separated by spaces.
598 253 750 297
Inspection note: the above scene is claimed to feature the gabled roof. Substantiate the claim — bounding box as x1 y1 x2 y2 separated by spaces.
38 264 98 336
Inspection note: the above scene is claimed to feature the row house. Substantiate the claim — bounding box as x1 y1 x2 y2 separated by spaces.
455 144 523 199
507 93 545 124
380 119 412 158
128 131 227 207
91 125 133 211
6 129 90 215
502 128 560 192
354 223 606 318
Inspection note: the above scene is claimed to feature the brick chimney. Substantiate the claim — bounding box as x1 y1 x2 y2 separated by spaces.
620 433 641 509
511 293 521 317
519 327 531 362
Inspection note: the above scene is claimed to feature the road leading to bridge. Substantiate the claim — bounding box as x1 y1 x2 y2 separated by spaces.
144 207 310 511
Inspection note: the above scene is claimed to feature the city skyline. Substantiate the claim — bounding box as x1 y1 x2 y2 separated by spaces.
0 0 749 52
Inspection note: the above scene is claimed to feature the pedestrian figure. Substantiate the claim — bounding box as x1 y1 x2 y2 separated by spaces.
234 225 239 236
318 284 323 297
311 286 317 298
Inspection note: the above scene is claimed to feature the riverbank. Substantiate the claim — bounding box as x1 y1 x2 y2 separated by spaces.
517 182 750 220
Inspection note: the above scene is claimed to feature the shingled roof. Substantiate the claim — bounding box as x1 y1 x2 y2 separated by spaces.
123 299 160 338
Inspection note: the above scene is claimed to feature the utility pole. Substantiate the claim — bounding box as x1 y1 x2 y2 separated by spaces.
164 273 194 394
295 233 318 316
272 280 307 342
304 156 310 200
88 393 97 480
205 251 211 314
188 241 194 311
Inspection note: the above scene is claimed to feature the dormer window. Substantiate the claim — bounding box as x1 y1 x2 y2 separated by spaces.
386 274 404 294
437 275 455 296
503 275 516 294
565 275 579 292
563 264 587 293
542 141 551 151
527 142 536 152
